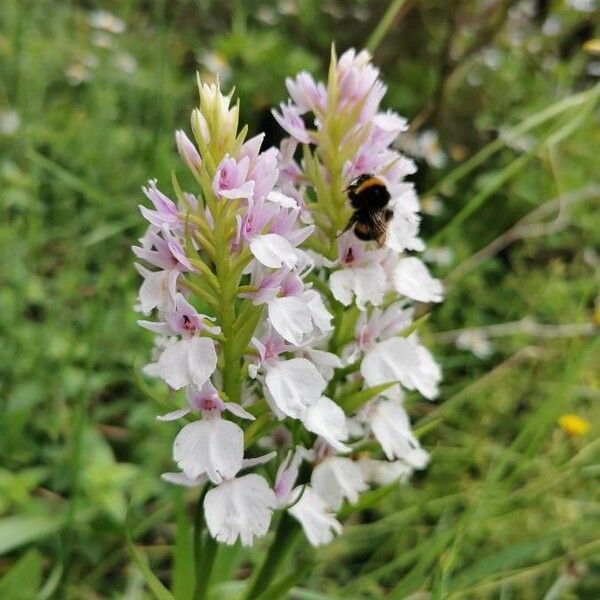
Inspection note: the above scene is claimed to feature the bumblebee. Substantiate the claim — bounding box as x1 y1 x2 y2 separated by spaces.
340 173 392 246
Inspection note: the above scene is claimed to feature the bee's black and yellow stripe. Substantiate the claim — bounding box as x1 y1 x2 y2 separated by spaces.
342 173 393 246
354 176 386 196
348 174 390 211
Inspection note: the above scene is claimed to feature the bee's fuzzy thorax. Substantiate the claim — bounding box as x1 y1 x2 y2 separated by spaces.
354 176 386 196
342 173 392 245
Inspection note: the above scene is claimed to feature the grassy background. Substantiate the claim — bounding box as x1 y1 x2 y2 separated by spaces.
1 0 599 598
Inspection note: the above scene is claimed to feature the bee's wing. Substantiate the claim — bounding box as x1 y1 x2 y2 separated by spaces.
370 210 390 246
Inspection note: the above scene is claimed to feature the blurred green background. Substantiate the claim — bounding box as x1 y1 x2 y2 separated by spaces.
1 0 599 598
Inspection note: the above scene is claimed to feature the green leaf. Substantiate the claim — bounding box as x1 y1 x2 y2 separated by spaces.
255 562 314 600
338 482 397 519
289 589 354 600
234 304 264 351
399 312 430 338
0 549 43 599
339 382 396 413
173 494 194 600
244 412 276 446
128 542 175 600
427 81 600 197
367 0 408 53
413 417 443 438
0 515 64 555
209 543 242 587
126 511 175 600
448 534 562 592
38 562 63 600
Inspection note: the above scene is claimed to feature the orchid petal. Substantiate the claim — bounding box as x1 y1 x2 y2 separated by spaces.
311 457 368 511
267 297 312 345
204 474 277 546
393 257 444 303
156 337 217 390
161 471 208 488
156 407 191 421
265 358 325 419
173 418 243 483
224 402 256 421
250 234 299 269
304 397 351 453
241 451 277 470
288 485 342 546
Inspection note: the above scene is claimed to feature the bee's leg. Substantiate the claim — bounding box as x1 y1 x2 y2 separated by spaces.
384 208 393 222
337 213 358 238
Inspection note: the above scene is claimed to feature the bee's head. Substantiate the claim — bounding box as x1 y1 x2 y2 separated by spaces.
345 173 375 193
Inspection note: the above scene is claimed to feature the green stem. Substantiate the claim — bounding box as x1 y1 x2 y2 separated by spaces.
426 81 600 197
220 299 241 402
193 535 218 600
193 486 218 600
366 0 408 54
242 513 301 600
210 194 244 403
182 277 220 310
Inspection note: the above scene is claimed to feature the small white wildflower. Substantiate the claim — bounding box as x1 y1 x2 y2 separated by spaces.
0 110 20 136
204 474 277 546
455 329 493 359
88 10 126 34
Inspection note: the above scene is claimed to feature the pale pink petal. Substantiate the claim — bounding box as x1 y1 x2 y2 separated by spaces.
156 337 217 390
361 338 411 398
156 407 191 421
274 450 302 502
386 202 424 253
219 180 255 200
249 234 299 269
173 418 243 483
330 265 387 310
393 257 444 303
241 451 276 470
272 103 310 144
311 457 368 511
303 349 342 380
267 297 312 346
265 190 299 208
135 265 178 314
239 133 265 163
137 320 172 335
304 396 350 453
224 402 255 421
175 130 201 170
357 458 414 486
288 485 342 546
161 471 208 487
361 336 441 400
370 399 427 466
204 474 277 546
304 290 334 334
412 336 442 400
373 111 408 135
265 358 325 419
329 270 356 307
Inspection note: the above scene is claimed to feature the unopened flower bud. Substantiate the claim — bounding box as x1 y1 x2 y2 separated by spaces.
175 130 201 171
191 108 211 146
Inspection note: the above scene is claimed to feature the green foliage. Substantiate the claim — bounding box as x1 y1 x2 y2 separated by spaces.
1 0 599 598
0 550 43 599
0 515 64 556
